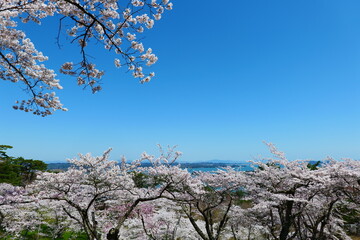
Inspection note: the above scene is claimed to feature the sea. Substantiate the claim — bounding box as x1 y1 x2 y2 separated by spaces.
184 164 253 173
46 162 254 172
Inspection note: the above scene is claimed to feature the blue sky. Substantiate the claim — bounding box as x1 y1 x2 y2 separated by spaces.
1 0 360 162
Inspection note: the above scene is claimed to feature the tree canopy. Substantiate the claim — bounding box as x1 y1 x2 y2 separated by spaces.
0 145 47 186
0 145 13 159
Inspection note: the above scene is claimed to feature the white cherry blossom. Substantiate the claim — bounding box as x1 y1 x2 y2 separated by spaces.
0 0 173 116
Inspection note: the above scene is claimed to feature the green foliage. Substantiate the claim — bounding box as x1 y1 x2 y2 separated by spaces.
132 171 151 188
338 204 360 224
307 161 321 171
131 171 165 188
14 157 47 184
0 159 21 185
203 185 215 192
258 162 281 171
61 231 88 240
23 230 87 240
0 145 13 159
0 145 47 186
232 189 246 198
0 227 89 240
231 189 251 206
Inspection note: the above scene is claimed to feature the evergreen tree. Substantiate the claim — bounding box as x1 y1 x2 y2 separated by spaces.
0 145 47 186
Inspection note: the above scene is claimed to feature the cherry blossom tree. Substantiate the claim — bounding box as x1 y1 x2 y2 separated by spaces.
3 144 360 240
0 0 173 116
20 146 200 240
0 183 37 238
246 143 352 240
161 167 247 240
27 149 141 239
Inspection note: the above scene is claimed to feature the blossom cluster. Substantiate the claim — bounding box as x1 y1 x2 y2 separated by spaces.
0 0 173 116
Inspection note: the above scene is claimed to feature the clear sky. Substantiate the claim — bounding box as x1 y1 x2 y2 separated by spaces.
1 0 360 163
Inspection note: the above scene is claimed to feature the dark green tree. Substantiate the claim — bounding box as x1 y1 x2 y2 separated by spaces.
0 145 13 160
0 145 47 186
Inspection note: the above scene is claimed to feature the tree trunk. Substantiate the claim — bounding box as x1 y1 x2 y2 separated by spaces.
107 228 120 240
279 201 294 240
